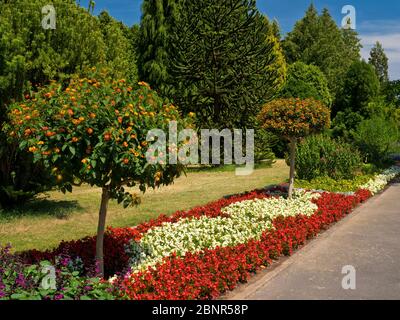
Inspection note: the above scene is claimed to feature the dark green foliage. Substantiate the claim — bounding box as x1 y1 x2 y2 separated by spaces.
384 80 400 108
331 111 364 139
337 61 380 116
369 41 389 85
254 125 277 165
137 0 179 91
0 138 55 209
282 5 361 100
279 62 332 106
353 116 399 165
295 135 362 181
167 0 286 129
332 61 381 137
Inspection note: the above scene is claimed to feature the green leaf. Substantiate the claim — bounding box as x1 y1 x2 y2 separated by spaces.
69 146 76 156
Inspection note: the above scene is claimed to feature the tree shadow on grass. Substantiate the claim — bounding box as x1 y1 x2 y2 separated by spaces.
0 198 83 221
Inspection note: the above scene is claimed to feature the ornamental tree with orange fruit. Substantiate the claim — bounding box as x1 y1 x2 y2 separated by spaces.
258 98 330 198
7 69 191 276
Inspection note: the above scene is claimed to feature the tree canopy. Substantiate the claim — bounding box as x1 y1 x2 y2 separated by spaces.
282 5 361 100
279 62 332 107
167 0 287 129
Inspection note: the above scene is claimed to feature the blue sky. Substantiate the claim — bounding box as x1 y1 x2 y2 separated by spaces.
78 0 400 79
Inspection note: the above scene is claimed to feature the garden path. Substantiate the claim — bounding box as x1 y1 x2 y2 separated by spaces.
226 183 400 300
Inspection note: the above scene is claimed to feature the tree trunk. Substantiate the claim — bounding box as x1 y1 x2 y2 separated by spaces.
96 186 110 277
288 138 296 199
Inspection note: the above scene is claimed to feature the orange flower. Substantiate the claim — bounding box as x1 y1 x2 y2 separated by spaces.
138 81 150 88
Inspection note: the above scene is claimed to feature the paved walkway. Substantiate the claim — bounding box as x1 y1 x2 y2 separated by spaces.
227 183 400 300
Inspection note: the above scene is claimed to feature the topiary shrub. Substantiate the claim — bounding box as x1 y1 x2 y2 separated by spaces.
258 98 330 197
295 135 362 181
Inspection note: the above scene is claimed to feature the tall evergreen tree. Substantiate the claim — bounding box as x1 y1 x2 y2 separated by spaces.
137 0 179 91
369 41 389 85
282 5 362 100
167 0 286 129
98 11 138 81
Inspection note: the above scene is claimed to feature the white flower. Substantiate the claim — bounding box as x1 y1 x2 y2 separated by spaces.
361 166 400 195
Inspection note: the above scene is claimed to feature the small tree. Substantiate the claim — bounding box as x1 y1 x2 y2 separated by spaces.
7 69 191 276
258 98 330 198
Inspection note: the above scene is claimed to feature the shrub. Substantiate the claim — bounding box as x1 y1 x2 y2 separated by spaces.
295 135 362 180
295 175 373 193
279 62 332 107
353 116 399 165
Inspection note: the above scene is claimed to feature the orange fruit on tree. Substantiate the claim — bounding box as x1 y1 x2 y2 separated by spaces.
87 128 94 135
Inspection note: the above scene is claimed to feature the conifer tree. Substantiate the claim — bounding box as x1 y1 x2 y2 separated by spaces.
137 0 179 91
167 0 286 129
283 5 361 99
369 41 389 85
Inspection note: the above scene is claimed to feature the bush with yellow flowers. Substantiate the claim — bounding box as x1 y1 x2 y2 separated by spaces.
7 68 192 276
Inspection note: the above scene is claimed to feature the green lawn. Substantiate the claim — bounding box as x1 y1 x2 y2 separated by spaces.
0 160 288 252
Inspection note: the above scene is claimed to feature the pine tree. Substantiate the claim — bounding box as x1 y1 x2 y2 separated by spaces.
137 0 179 91
167 0 286 129
369 41 389 85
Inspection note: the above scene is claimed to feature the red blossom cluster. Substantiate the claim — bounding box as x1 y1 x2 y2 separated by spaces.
114 190 371 300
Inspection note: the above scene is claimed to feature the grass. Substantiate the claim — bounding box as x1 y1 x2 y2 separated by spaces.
0 160 288 252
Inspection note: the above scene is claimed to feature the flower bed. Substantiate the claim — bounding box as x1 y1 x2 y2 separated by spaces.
19 189 272 277
114 190 371 300
128 191 320 272
3 166 398 300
